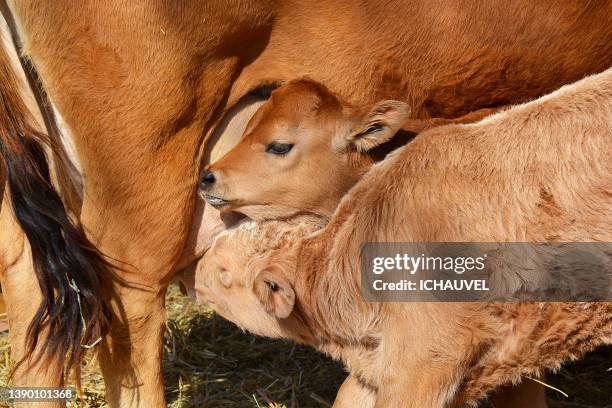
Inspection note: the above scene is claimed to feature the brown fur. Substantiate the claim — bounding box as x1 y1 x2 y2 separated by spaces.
196 69 612 407
2 1 611 405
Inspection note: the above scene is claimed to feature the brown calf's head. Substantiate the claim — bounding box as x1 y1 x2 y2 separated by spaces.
195 221 318 343
200 79 409 220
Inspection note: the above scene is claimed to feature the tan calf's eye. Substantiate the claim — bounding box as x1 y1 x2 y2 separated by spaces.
265 280 279 292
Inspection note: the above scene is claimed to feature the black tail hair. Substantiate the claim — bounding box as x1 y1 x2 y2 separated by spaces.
0 25 110 380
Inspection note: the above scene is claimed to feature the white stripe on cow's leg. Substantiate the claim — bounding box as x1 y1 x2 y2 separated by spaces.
52 105 83 197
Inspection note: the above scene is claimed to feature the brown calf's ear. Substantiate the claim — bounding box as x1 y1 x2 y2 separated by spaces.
344 100 410 152
253 265 295 319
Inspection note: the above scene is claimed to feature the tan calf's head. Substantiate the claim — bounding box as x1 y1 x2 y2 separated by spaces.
200 79 409 220
195 221 318 343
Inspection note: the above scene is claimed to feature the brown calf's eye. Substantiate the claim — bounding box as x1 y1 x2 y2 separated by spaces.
265 142 294 155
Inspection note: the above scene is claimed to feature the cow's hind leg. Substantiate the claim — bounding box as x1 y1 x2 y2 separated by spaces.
97 283 167 408
0 199 64 407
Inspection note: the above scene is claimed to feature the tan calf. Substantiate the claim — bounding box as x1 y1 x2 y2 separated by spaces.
195 69 612 407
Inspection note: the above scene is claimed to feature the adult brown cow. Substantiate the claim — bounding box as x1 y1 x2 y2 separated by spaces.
0 1 610 407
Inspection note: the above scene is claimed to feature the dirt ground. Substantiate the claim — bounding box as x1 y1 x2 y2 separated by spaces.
0 285 609 407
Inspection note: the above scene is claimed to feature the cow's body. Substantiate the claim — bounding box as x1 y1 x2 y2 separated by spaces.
1 1 611 406
197 68 612 408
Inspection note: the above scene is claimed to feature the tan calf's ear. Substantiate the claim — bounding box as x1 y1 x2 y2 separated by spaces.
341 100 410 152
253 265 295 319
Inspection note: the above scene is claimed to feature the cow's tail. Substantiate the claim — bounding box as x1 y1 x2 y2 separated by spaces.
0 32 110 379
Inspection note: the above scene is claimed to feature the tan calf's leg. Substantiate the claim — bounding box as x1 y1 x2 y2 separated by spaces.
0 198 64 408
331 370 547 408
333 375 376 408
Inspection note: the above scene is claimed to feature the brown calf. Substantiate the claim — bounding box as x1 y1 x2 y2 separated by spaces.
195 69 612 407
201 80 409 219
201 80 505 220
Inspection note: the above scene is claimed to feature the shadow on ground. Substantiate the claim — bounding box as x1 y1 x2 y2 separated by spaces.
162 289 345 408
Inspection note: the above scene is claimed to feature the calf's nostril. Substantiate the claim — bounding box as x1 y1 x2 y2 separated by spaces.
200 170 216 188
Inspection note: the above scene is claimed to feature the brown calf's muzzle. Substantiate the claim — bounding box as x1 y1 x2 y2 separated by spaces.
199 167 232 208
200 169 216 188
